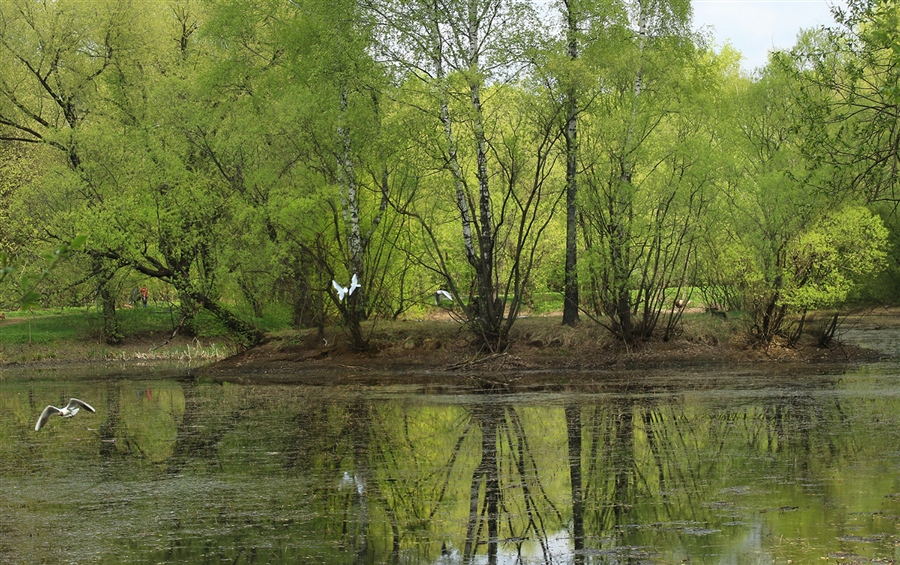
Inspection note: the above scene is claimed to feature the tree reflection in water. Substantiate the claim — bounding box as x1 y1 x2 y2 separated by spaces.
462 403 564 564
291 382 898 564
566 405 585 564
4 371 900 564
358 399 568 563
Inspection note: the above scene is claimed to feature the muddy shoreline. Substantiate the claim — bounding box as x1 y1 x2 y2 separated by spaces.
4 310 895 387
196 317 890 387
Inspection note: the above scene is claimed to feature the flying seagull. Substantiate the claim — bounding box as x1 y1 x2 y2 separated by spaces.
348 273 361 296
436 289 453 302
35 398 96 431
332 274 361 302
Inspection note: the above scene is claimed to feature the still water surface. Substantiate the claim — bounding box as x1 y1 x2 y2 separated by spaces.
3 353 900 563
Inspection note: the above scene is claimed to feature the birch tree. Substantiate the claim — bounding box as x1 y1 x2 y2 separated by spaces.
370 0 561 351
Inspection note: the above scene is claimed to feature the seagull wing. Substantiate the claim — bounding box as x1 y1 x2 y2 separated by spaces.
68 398 96 413
332 280 347 301
35 405 60 431
348 274 360 295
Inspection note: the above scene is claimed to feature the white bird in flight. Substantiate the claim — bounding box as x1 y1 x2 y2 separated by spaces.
436 289 453 302
35 398 96 431
332 274 361 302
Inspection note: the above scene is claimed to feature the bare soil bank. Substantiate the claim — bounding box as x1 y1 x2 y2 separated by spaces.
198 311 893 387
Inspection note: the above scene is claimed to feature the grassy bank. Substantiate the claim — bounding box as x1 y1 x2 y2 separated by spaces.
0 306 235 365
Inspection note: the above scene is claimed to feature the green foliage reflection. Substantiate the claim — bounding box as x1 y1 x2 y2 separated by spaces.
3 373 900 563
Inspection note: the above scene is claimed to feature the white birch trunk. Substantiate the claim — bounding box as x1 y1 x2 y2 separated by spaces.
467 0 493 279
430 2 479 268
338 85 364 277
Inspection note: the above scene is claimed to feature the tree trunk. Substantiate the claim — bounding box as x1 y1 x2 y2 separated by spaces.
93 258 122 345
337 84 368 351
466 2 504 349
99 282 122 345
437 76 478 268
177 288 198 337
290 271 324 329
190 289 264 348
759 272 785 342
238 276 264 318
562 0 580 327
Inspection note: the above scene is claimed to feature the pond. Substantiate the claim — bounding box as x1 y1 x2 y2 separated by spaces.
3 350 900 563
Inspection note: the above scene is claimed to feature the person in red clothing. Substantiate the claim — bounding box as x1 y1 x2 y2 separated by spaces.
140 286 148 308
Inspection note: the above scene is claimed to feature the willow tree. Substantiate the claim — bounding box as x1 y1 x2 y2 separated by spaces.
715 55 889 344
788 0 900 205
0 0 143 343
370 0 562 351
578 0 719 343
785 2 900 306
0 0 267 346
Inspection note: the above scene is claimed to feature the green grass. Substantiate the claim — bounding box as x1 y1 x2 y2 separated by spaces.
0 299 299 345
0 301 295 345
0 311 88 344
0 305 222 345
529 292 565 315
0 305 241 365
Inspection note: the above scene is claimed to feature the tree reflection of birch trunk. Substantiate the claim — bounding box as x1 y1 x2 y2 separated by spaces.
580 401 636 545
346 400 411 562
486 420 500 565
425 420 474 521
566 405 585 564
642 409 668 498
505 409 563 561
461 405 563 564
582 406 615 539
464 404 500 564
614 402 634 523
347 400 373 564
639 404 733 523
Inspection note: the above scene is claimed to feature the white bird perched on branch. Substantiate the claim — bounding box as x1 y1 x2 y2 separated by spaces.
332 274 361 302
35 398 96 431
